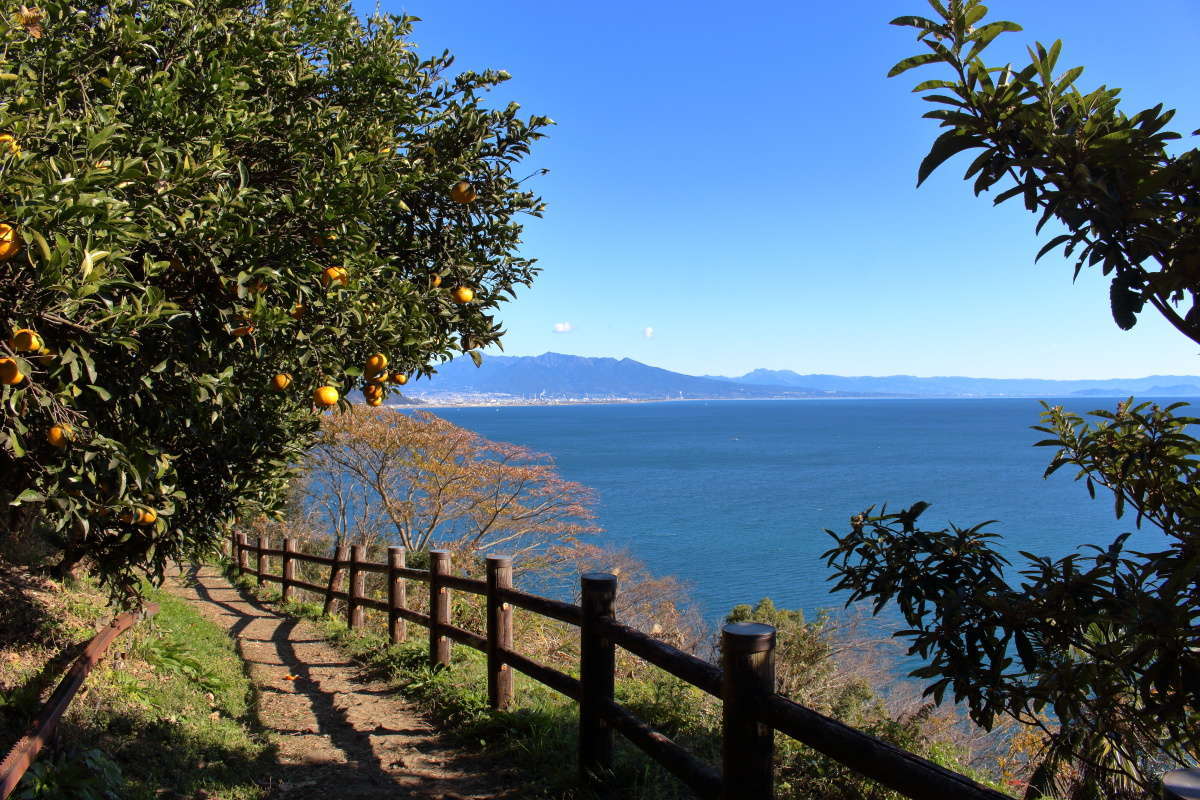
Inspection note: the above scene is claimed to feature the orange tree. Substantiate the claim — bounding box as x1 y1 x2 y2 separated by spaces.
0 0 551 597
824 2 1199 798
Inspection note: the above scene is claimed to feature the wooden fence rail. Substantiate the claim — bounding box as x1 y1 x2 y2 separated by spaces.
231 533 1012 800
0 604 159 800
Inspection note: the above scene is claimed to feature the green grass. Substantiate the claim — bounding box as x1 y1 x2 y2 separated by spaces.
3 578 273 800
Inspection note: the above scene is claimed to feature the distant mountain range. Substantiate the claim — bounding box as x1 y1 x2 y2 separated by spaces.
396 352 1200 401
404 353 850 400
718 369 1200 397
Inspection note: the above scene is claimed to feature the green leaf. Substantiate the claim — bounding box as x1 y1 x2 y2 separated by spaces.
889 15 941 31
917 131 983 186
887 52 944 79
11 488 45 505
964 20 1022 61
912 79 961 92
1035 234 1074 262
88 124 122 150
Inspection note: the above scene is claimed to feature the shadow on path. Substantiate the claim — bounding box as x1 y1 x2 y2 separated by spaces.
170 564 515 799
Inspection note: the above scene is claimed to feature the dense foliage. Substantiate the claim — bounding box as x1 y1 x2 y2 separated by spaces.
888 0 1199 341
0 0 549 596
824 2 1200 797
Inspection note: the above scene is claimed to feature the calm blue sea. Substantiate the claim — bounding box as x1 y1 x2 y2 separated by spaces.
429 398 1182 622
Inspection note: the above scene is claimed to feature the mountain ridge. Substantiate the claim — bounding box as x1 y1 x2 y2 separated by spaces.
403 352 1200 400
407 352 847 399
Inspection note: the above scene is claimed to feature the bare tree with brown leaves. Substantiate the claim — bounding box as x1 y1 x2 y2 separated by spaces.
301 409 601 558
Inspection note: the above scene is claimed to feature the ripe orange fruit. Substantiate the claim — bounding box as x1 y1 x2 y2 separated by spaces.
388 372 408 385
321 266 348 288
0 134 19 155
272 373 292 391
429 274 443 288
449 181 478 204
290 304 305 319
364 353 387 375
230 325 255 337
452 286 475 304
367 397 383 407
0 224 22 261
0 358 23 385
9 328 41 352
47 424 71 448
363 382 384 399
314 385 339 407
137 508 157 526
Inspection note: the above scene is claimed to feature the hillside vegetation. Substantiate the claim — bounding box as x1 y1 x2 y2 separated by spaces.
0 562 270 799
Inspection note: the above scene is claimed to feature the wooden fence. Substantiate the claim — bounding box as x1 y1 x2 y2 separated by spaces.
0 604 159 799
232 533 1013 800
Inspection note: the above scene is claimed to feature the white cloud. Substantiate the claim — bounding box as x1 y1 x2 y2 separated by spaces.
552 321 573 333
642 326 654 339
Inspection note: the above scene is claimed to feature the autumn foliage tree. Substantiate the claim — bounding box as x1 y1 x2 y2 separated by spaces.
0 0 550 596
299 409 600 559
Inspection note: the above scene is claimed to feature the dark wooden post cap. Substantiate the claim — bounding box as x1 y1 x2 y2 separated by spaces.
430 549 450 560
1163 769 1200 800
722 622 776 653
486 555 513 566
581 572 618 587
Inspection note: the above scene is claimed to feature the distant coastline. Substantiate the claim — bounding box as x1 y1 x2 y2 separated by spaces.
399 393 1200 409
395 351 1200 404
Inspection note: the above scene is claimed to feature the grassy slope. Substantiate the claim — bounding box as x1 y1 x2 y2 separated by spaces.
0 564 271 799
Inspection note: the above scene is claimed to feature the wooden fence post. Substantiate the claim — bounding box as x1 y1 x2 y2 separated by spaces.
236 533 248 574
486 555 514 710
579 572 617 782
256 535 267 587
348 544 365 630
388 546 407 644
323 543 348 617
229 530 237 561
721 622 776 800
281 538 295 603
429 550 451 667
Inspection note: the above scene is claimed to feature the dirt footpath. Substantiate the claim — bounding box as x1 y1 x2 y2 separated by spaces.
167 564 516 800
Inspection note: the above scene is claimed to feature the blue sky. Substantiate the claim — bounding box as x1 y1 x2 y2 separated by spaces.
374 0 1200 379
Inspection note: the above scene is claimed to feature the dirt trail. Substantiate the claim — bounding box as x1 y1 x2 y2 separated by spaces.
167 564 515 800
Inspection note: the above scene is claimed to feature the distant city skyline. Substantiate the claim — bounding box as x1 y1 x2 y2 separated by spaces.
377 0 1200 379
